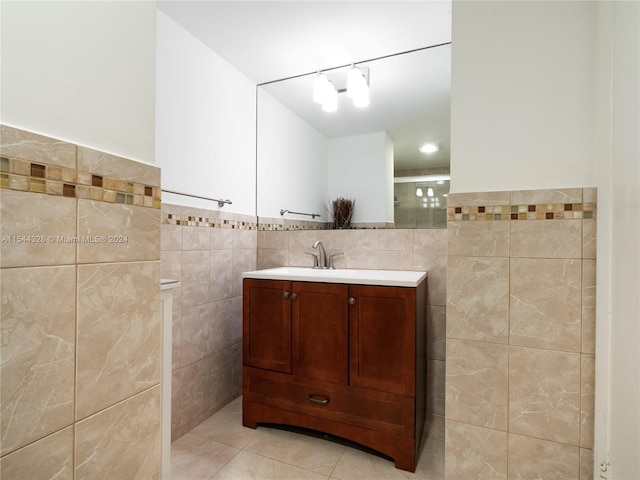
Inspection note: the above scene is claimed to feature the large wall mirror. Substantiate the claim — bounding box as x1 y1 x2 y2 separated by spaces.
256 43 450 229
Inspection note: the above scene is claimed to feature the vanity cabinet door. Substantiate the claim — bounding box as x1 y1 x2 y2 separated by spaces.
243 278 292 374
348 285 416 396
292 282 349 385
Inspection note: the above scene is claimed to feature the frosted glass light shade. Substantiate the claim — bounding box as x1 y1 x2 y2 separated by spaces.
313 73 330 104
322 82 338 112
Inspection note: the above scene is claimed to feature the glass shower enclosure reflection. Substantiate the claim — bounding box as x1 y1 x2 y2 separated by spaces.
393 177 449 229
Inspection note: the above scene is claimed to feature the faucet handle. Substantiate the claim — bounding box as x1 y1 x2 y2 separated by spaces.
328 252 344 269
305 252 319 268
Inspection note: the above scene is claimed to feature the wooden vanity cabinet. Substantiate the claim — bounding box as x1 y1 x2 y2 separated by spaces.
242 277 426 472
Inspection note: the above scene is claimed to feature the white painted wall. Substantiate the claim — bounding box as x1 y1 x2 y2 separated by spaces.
328 132 391 224
155 11 256 215
256 89 328 221
451 2 640 476
604 2 640 477
450 1 598 193
0 1 156 164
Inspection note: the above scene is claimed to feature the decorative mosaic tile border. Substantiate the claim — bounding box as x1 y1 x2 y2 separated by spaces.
163 213 257 230
258 222 328 231
447 203 596 221
257 220 395 231
0 155 162 208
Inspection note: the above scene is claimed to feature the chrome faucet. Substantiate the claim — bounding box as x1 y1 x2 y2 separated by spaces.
312 241 327 269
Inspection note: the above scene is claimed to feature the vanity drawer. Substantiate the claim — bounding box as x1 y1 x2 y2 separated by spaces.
243 367 414 437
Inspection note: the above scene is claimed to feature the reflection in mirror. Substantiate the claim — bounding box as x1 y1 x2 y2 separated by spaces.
257 44 450 230
394 175 450 229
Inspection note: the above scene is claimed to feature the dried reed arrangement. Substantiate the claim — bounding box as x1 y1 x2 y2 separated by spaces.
330 197 355 229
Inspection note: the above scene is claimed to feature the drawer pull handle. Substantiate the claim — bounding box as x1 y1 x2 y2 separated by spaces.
308 394 330 405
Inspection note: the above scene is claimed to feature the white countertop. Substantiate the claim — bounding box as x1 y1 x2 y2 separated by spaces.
242 267 427 287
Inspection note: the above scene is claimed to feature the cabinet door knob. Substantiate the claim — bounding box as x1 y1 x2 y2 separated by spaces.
348 297 356 305
290 293 298 301
308 394 330 405
283 291 290 299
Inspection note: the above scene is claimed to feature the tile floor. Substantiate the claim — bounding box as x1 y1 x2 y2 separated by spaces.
171 397 445 480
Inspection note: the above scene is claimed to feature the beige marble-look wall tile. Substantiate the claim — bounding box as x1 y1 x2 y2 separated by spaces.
258 230 288 250
77 146 160 186
1 266 76 455
446 339 508 430
328 229 378 251
445 421 507 480
231 297 243 346
344 250 378 270
377 249 414 270
180 304 211 367
0 426 73 480
179 358 210 428
77 200 160 264
447 256 509 343
448 221 509 257
161 224 182 251
182 225 210 250
75 386 161 480
583 188 597 204
232 249 257 297
0 190 76 268
211 227 234 250
427 359 445 416
583 219 597 260
508 433 580 479
582 260 596 354
210 343 242 410
287 230 317 250
258 249 288 269
511 188 582 205
509 346 581 445
427 305 446 361
0 125 76 168
209 298 239 356
413 250 446 306
210 249 234 302
510 220 582 258
288 248 322 268
580 448 594 480
424 414 445 442
181 250 210 308
233 229 258 250
447 191 510 207
378 229 414 251
510 258 582 352
581 354 595 449
76 261 161 419
414 228 448 252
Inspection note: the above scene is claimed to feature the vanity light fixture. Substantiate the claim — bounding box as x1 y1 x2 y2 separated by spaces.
313 73 338 112
415 187 423 197
418 143 439 154
313 65 370 112
347 65 370 108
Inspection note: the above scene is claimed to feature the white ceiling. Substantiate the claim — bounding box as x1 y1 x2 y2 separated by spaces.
157 1 452 171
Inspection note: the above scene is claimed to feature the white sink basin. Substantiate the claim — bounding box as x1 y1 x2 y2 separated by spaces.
242 267 427 287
